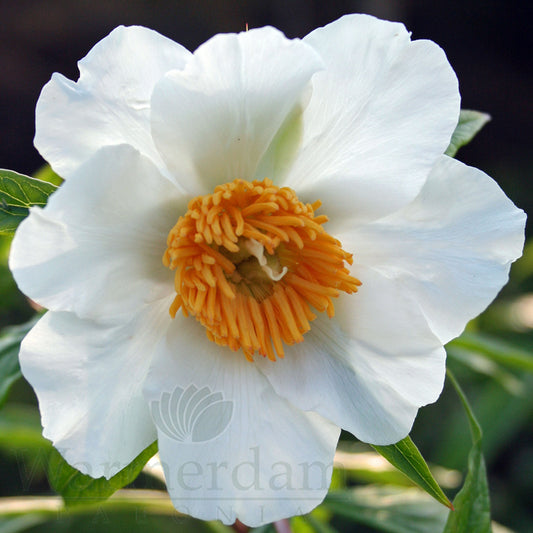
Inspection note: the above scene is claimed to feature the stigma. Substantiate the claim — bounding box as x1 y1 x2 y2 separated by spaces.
163 178 361 361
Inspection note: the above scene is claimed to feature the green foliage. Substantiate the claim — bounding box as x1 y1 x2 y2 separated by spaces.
47 441 158 506
324 486 449 533
0 170 57 235
335 447 425 487
0 493 233 533
445 110 491 157
445 333 533 467
449 332 533 373
443 370 491 533
32 164 63 186
0 339 22 408
0 405 162 511
0 316 38 407
0 404 52 453
0 404 53 496
292 513 339 532
372 437 453 509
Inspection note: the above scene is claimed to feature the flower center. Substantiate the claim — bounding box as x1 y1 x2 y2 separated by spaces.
163 178 361 361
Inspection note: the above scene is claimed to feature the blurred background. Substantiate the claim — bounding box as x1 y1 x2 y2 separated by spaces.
1 1 532 532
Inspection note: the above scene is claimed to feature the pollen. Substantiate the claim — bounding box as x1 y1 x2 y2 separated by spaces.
163 178 361 361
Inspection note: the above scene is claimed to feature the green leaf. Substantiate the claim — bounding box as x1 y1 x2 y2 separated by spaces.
443 370 491 533
0 170 57 235
445 110 491 157
448 332 533 373
372 436 453 509
0 492 232 533
335 447 460 491
292 514 339 533
0 404 51 453
0 515 50 533
0 344 21 409
447 345 525 396
47 441 158 506
0 405 52 493
32 164 63 186
324 486 449 533
0 316 39 407
291 516 317 533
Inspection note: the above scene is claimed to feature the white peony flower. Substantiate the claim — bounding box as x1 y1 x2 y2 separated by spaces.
9 14 525 526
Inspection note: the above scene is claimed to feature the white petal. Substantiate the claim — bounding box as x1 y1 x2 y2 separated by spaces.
285 14 460 224
150 27 323 194
18 302 172 479
35 26 191 179
258 267 445 445
143 316 340 526
344 156 526 344
9 145 185 321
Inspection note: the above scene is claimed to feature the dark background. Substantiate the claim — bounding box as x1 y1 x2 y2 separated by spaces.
1 0 532 229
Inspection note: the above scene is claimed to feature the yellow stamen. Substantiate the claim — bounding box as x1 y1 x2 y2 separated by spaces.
163 178 361 361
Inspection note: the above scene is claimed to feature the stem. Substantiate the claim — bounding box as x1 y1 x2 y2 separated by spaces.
231 520 249 533
446 367 482 443
231 518 292 532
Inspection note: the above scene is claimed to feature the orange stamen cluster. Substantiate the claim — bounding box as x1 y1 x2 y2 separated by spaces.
163 178 361 361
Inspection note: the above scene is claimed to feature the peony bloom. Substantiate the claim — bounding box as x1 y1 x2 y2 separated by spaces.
9 14 525 526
